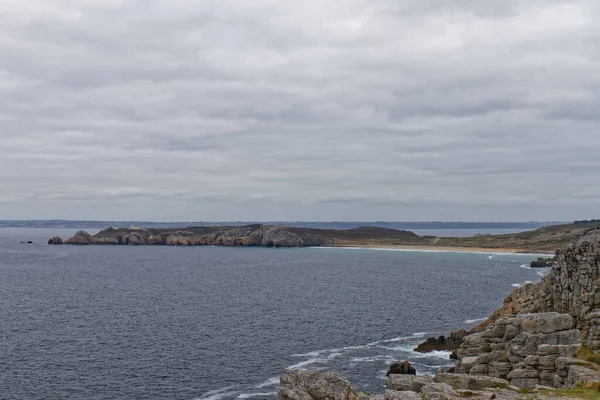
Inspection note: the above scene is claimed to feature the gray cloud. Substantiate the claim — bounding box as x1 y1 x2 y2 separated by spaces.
1 0 600 221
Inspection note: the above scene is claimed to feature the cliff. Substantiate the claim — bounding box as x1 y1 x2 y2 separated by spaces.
48 223 597 251
279 230 600 399
49 225 420 248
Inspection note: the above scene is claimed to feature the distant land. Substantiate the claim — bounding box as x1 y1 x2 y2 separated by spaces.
48 222 599 253
0 220 567 230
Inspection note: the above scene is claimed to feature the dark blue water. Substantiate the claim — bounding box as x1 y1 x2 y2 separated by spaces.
0 229 546 400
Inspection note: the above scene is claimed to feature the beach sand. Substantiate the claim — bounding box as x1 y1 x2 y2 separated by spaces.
330 244 553 254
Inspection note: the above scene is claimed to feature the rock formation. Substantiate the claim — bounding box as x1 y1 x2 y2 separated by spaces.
48 236 64 244
64 230 94 245
386 361 416 376
279 230 600 399
453 312 589 388
49 225 329 248
530 257 556 268
414 330 468 354
279 368 584 399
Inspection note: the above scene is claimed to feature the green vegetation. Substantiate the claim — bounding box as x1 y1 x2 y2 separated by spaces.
577 346 600 366
541 382 600 399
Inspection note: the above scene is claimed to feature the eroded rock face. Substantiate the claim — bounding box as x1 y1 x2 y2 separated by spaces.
64 231 94 245
54 225 324 248
453 313 581 388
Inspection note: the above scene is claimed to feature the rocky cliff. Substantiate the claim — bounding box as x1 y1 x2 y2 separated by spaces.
278 230 600 399
50 225 329 248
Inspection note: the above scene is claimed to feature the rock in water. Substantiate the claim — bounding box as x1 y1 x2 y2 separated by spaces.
386 361 416 376
414 329 468 353
530 257 555 268
47 236 63 245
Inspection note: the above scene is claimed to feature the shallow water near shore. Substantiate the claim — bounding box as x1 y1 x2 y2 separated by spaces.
0 229 547 400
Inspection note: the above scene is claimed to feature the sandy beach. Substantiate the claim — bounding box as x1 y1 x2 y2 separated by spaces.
330 244 554 254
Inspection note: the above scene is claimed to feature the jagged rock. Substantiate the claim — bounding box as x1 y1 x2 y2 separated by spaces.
48 236 63 245
415 330 468 353
278 370 359 400
387 361 416 376
530 258 555 268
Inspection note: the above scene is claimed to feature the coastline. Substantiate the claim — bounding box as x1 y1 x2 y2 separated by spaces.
327 244 554 255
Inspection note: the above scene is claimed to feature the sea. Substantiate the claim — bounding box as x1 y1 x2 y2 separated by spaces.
0 228 548 400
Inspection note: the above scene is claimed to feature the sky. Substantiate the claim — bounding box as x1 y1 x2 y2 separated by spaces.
1 0 599 222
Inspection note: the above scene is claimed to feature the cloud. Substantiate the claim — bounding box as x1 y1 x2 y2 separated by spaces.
1 0 599 221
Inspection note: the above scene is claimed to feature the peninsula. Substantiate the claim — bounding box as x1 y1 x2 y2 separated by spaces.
48 222 598 253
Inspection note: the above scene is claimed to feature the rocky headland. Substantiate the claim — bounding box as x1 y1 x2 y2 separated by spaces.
278 230 600 399
48 223 599 252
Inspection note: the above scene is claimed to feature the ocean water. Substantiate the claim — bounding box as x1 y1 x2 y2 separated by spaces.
0 229 547 400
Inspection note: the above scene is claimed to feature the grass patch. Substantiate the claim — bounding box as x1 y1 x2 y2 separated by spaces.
577 346 600 366
541 382 600 399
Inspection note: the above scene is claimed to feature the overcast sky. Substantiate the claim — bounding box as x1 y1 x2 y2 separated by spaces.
1 0 599 222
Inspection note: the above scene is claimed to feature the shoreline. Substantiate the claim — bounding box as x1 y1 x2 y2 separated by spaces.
327 244 554 255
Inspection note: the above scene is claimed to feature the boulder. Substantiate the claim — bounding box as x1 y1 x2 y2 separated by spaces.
387 361 416 376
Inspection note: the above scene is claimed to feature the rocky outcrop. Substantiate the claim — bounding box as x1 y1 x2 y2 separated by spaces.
278 370 374 400
470 231 600 350
49 225 327 248
64 230 94 245
279 231 600 399
453 312 582 388
386 361 416 376
530 257 556 268
280 369 579 400
414 330 468 354
47 236 63 245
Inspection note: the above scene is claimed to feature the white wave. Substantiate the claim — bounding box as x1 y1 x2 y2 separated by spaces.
511 283 522 287
378 344 452 359
194 385 238 400
351 355 395 363
310 247 553 257
519 264 533 270
291 335 422 358
237 392 277 399
287 352 342 370
255 377 279 389
488 255 494 259
464 318 487 324
537 270 548 277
